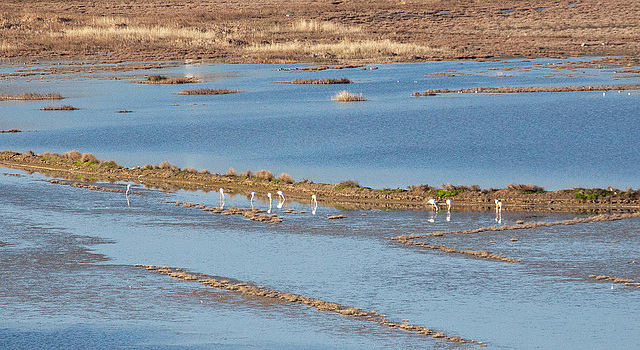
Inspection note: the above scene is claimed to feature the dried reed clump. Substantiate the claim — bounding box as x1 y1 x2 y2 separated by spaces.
280 78 351 85
183 167 198 173
40 105 79 111
240 169 252 177
331 90 367 102
80 153 99 163
254 169 274 181
0 93 64 101
137 75 200 84
507 183 544 192
226 167 237 176
177 88 242 95
278 172 294 183
336 180 360 190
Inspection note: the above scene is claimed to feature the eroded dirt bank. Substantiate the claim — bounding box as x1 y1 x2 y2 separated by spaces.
2 150 639 213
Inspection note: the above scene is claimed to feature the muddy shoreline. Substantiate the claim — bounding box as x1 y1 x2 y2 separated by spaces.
2 150 639 213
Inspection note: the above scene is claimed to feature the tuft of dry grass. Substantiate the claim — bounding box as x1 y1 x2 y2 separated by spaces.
278 172 294 183
40 105 79 111
255 169 274 181
331 90 366 102
278 78 350 85
226 167 237 176
177 88 243 95
240 169 252 177
1 93 63 101
137 75 200 84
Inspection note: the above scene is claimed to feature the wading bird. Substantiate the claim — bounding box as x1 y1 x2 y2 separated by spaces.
427 199 438 211
277 191 285 209
125 184 131 196
495 199 503 213
219 188 226 208
267 192 273 214
311 194 318 215
446 199 452 212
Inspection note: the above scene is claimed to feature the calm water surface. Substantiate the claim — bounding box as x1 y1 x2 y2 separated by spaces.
1 170 638 349
1 58 639 189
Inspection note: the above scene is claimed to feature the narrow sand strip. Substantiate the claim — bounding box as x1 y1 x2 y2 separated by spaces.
137 264 487 347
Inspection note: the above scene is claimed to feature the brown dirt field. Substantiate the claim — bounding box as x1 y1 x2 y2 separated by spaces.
2 150 640 213
1 0 638 63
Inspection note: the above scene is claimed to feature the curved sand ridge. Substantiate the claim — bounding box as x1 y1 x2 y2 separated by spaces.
136 264 487 347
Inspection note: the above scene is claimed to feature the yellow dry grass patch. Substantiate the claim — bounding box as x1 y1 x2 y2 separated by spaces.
247 39 443 58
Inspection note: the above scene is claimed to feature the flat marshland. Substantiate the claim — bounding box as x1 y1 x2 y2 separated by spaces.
1 0 639 63
1 1 640 349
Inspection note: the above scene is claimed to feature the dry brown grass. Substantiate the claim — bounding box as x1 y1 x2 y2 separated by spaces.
137 75 200 84
332 90 366 102
40 105 79 111
0 93 63 101
278 78 350 85
177 88 243 95
4 1 637 63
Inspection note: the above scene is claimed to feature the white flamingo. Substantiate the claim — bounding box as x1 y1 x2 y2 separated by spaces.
427 199 438 211
446 199 451 212
267 192 272 214
219 188 225 208
311 194 318 215
125 184 131 196
277 190 285 209
250 191 256 208
495 199 503 213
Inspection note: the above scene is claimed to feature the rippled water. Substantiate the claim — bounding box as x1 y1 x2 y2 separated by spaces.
1 58 639 189
1 170 638 349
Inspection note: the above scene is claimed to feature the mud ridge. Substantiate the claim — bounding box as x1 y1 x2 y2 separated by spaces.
393 238 520 263
416 84 640 95
588 274 640 289
396 212 640 240
166 201 283 223
136 264 487 346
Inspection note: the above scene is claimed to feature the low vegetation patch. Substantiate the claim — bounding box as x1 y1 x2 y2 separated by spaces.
177 88 243 95
507 183 544 193
1 129 22 133
0 93 63 101
335 180 360 190
40 105 79 111
137 75 200 84
379 188 407 194
331 90 367 102
278 78 351 85
436 189 458 197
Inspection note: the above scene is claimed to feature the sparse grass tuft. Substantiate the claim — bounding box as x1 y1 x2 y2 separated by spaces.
240 169 252 177
226 167 237 176
177 88 242 95
332 90 366 102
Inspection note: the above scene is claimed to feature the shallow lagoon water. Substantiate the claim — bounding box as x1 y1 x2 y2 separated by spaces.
1 58 639 189
1 170 639 349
